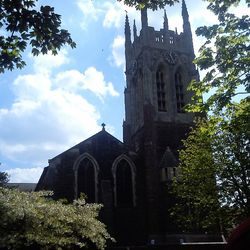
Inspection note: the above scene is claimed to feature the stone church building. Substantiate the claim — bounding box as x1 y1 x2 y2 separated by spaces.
36 0 199 245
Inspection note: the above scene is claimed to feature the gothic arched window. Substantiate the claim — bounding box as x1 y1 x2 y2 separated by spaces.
74 153 99 203
175 69 185 113
112 155 136 207
156 66 167 112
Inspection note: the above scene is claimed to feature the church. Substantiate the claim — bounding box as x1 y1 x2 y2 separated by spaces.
36 0 199 245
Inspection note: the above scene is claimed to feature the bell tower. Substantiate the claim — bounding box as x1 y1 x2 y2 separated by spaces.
123 0 199 237
123 0 198 147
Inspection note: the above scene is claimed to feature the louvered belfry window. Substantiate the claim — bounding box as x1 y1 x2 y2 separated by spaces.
156 67 166 112
175 70 185 113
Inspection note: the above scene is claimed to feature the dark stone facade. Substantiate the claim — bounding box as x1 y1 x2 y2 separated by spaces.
36 128 145 244
36 1 210 246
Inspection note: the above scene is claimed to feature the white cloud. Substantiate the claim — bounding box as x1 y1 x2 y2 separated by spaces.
13 74 51 101
6 167 44 183
103 1 138 29
103 2 122 28
31 49 69 75
0 86 101 166
76 0 103 30
82 67 120 98
55 67 119 99
110 35 125 68
230 4 249 17
0 50 119 173
54 70 83 92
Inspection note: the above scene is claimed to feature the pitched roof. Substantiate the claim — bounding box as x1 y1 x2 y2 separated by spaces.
49 128 124 162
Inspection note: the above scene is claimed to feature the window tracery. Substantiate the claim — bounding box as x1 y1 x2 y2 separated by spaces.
112 155 136 207
73 153 99 203
156 65 167 112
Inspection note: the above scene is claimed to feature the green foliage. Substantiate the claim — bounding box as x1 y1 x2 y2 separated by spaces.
0 0 76 73
0 188 113 249
213 98 250 217
172 99 250 233
119 0 179 10
171 119 221 232
187 0 250 112
172 0 250 232
0 171 9 187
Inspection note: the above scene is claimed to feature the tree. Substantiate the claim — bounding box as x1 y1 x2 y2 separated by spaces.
170 0 250 233
213 98 250 217
119 0 178 10
171 119 221 233
171 99 250 233
0 171 9 187
0 188 113 249
0 0 76 73
188 0 250 113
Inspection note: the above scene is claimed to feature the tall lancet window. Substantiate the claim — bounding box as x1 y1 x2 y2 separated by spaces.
112 155 136 207
156 66 166 112
77 157 97 203
175 70 185 113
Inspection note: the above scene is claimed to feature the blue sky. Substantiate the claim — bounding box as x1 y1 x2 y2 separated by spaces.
0 0 247 183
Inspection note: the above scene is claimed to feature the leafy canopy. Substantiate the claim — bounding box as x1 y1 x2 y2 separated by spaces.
172 99 250 233
119 0 179 10
0 171 9 187
171 119 221 232
213 98 250 217
188 0 250 112
0 0 76 73
172 0 250 233
0 188 113 250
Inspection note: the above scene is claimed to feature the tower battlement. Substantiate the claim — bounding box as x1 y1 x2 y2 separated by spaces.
132 25 187 54
130 18 190 55
125 0 195 74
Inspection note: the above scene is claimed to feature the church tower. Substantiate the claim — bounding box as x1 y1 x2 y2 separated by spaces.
36 1 202 245
123 0 199 237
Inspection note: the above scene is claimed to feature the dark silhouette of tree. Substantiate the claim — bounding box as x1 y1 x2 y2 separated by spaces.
0 0 76 73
